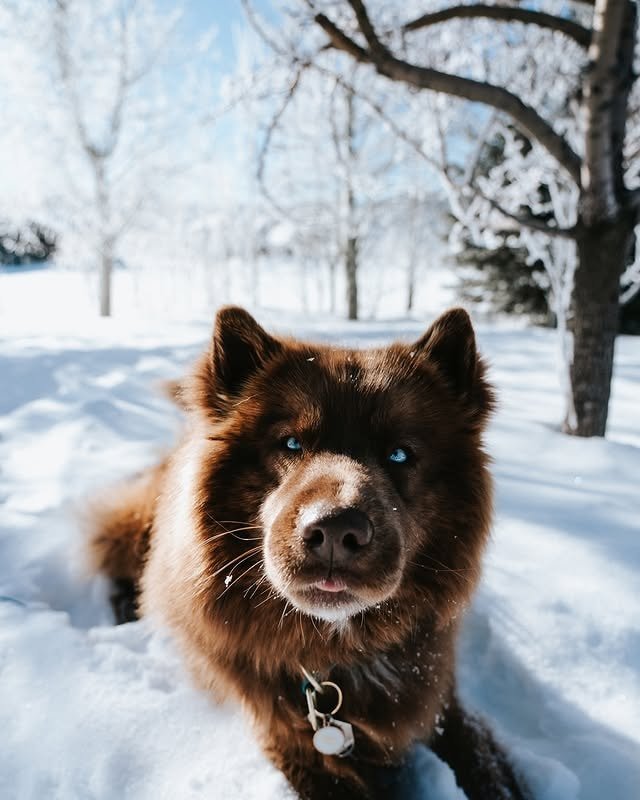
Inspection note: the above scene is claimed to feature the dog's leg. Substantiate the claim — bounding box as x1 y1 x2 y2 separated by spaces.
429 694 529 800
109 577 139 624
86 459 168 624
266 745 365 800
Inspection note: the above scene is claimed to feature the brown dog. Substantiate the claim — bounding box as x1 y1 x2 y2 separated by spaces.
88 306 527 800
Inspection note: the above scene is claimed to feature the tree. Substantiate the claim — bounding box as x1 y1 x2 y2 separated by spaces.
269 0 639 437
454 236 551 322
48 0 216 316
248 58 411 320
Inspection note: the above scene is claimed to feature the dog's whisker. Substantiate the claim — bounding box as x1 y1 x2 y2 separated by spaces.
213 520 262 527
200 529 261 545
296 609 306 647
309 614 323 641
247 575 267 599
253 587 278 609
408 557 474 583
244 571 267 599
244 565 265 586
201 511 261 528
215 559 263 602
200 519 263 545
277 600 291 629
283 602 297 619
210 546 262 578
201 511 261 530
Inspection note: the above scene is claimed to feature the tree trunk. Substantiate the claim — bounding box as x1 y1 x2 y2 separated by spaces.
407 257 415 313
93 156 113 318
99 242 113 317
565 0 638 436
329 260 336 314
251 251 260 307
343 85 359 321
565 217 634 436
345 235 358 320
300 258 309 313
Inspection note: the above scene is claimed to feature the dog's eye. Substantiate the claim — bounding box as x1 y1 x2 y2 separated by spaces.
283 435 303 453
388 447 409 464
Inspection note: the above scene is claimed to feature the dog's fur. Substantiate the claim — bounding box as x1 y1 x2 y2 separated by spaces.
88 306 527 800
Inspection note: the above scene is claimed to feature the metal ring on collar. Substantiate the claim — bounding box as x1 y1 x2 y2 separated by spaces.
318 681 343 716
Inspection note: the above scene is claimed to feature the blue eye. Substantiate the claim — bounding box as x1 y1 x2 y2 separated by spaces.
284 436 303 452
388 447 408 464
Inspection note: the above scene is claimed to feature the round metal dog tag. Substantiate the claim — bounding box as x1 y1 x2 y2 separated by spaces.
313 724 346 755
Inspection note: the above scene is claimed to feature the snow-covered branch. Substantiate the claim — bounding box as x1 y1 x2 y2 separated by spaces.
403 4 591 49
314 1 582 182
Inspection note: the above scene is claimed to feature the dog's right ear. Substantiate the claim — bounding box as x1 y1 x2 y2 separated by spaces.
211 306 282 400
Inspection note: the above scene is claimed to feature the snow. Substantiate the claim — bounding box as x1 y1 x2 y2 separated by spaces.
1 269 639 799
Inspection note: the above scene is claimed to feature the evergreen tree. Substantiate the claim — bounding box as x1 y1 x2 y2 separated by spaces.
454 231 552 324
452 132 639 334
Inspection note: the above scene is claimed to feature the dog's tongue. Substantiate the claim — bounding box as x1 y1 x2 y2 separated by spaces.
315 579 346 593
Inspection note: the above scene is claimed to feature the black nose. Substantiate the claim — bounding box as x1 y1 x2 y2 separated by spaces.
301 508 373 565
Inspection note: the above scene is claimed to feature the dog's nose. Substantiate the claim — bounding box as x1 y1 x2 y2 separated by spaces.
301 508 373 564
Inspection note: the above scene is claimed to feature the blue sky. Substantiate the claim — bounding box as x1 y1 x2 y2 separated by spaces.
179 0 272 64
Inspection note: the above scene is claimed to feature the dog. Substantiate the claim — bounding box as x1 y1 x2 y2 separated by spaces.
88 306 528 800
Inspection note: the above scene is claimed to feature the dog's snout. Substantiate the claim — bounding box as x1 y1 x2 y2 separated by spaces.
301 508 373 564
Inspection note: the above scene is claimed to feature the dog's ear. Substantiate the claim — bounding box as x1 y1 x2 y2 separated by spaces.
412 308 493 419
212 306 281 398
413 308 477 398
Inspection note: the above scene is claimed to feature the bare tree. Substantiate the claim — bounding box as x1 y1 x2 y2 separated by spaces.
271 0 638 437
51 0 214 316
248 57 406 320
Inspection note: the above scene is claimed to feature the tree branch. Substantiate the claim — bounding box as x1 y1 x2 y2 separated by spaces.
471 184 578 238
620 273 640 305
315 2 581 184
315 13 370 62
241 0 291 59
256 64 309 219
620 225 640 304
346 0 392 60
403 4 591 49
324 69 442 171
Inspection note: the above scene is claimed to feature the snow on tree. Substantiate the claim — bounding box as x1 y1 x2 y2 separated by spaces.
251 0 639 437
1 0 219 317
236 6 450 320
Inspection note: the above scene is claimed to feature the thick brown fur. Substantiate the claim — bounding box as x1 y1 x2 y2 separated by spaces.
88 306 528 800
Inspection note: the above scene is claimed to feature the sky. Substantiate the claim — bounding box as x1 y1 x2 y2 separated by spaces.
177 0 272 64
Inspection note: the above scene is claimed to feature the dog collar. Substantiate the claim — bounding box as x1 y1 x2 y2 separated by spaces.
300 665 355 757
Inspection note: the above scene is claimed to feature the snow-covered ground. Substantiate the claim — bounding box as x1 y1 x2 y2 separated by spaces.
1 268 639 799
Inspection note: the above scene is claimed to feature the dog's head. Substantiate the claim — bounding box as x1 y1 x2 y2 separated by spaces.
182 307 494 627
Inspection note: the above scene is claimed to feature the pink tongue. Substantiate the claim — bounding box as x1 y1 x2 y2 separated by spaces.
315 579 346 593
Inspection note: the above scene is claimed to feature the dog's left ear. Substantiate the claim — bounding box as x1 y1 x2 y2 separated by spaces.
413 308 494 419
212 306 282 398
413 308 477 398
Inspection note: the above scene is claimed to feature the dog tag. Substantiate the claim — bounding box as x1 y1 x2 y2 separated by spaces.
312 718 354 757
